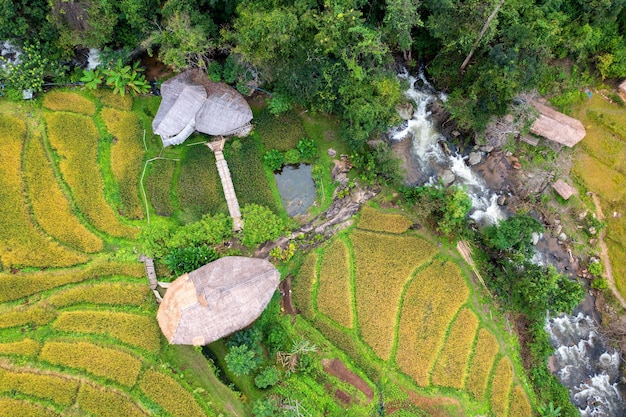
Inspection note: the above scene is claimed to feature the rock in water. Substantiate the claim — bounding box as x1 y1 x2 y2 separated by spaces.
441 170 456 186
468 152 482 166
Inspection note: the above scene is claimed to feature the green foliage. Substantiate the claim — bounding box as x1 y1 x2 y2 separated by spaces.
591 278 609 290
252 397 280 417
350 143 403 185
80 68 105 90
482 214 543 256
224 344 260 377
284 149 300 165
1 42 49 93
296 137 318 161
102 59 150 96
538 402 562 417
240 204 285 247
267 93 292 116
588 261 604 277
254 366 280 389
164 245 219 275
263 149 285 172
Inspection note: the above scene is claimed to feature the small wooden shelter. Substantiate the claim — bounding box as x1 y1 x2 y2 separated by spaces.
529 100 586 147
156 256 280 346
152 70 253 147
552 179 576 200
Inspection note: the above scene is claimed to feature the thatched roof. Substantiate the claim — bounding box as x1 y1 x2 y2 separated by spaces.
152 70 253 147
530 100 586 147
156 256 280 346
619 79 626 99
552 179 576 200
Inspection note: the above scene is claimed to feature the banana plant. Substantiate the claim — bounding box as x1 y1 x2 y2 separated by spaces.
80 68 104 90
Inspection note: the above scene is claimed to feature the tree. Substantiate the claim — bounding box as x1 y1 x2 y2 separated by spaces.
384 0 422 62
224 344 260 376
252 398 281 417
240 204 285 247
1 42 49 94
481 214 543 256
254 366 280 389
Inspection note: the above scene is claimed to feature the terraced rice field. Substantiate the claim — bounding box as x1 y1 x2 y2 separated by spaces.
294 206 532 416
0 92 224 416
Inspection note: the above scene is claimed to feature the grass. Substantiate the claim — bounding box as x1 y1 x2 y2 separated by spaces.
489 356 514 417
507 384 533 417
430 308 480 389
22 134 103 253
316 239 353 328
225 134 281 214
255 109 306 151
0 366 80 406
0 260 144 303
40 341 142 387
138 370 209 417
0 339 41 358
102 107 145 219
145 159 176 216
42 91 96 115
465 328 500 400
395 260 470 386
52 311 161 352
0 114 87 269
357 206 414 234
176 144 226 223
351 230 438 360
44 112 137 238
77 383 148 417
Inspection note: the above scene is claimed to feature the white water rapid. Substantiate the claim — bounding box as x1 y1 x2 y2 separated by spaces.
547 313 626 416
392 68 626 416
390 69 505 226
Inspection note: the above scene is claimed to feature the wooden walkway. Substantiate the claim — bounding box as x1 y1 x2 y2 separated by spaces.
207 139 243 231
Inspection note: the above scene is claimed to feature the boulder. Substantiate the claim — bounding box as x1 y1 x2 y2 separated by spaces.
558 232 568 242
396 102 414 120
328 148 337 157
441 170 456 186
497 195 507 206
531 232 541 246
468 152 482 166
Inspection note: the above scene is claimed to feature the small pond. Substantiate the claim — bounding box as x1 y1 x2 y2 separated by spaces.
274 164 316 217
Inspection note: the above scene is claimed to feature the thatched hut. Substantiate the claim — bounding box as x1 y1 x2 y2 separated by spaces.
529 100 586 147
152 70 253 147
156 256 280 346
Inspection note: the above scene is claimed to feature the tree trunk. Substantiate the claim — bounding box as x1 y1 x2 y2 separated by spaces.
460 0 506 74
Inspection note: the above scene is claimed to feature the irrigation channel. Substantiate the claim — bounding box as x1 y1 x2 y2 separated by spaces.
390 68 626 416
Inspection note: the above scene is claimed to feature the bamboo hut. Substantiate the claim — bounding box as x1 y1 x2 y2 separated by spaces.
156 256 280 346
529 100 586 147
152 70 253 147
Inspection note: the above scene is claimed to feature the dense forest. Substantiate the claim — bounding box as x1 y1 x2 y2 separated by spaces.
2 0 626 137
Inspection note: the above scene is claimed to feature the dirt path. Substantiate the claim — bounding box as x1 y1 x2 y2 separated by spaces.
279 276 296 315
321 358 374 401
591 194 626 309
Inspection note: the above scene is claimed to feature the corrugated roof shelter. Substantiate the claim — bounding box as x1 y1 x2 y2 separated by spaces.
152 70 253 147
157 256 280 346
530 100 586 147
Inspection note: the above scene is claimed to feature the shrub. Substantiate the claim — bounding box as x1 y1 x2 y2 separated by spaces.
240 204 285 247
0 397 60 416
224 344 261 377
431 308 480 388
0 367 79 406
0 339 41 358
263 149 284 171
357 206 413 234
40 341 142 387
145 159 176 216
591 277 609 290
352 230 438 360
164 245 219 275
465 328 499 399
316 239 353 328
296 137 318 161
44 112 137 238
267 93 292 116
395 260 469 386
254 366 280 389
102 107 145 219
489 357 514 417
252 397 280 417
176 145 226 222
0 115 88 268
42 91 96 115
588 261 603 277
284 149 300 165
52 311 161 352
46 282 149 307
0 260 144 303
23 135 103 253
77 383 148 417
139 370 206 417
507 385 533 417
167 213 233 250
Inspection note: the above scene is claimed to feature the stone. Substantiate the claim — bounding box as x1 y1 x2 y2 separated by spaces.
441 170 456 186
468 152 482 166
328 148 337 157
480 145 494 153
588 226 597 235
578 211 588 221
497 195 507 206
531 232 540 245
396 102 414 120
558 232 568 242
512 160 522 170
451 130 461 137
554 224 562 236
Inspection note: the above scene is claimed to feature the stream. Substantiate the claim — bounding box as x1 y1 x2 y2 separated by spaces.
391 68 626 416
